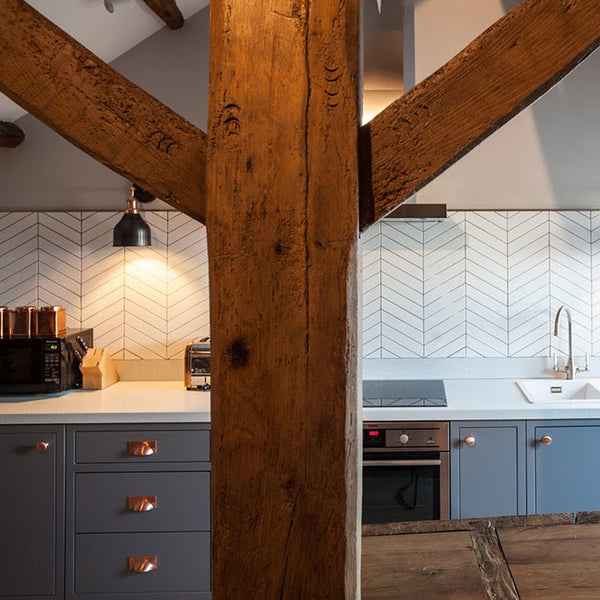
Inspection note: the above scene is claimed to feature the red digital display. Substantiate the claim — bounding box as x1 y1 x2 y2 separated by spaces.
368 430 380 437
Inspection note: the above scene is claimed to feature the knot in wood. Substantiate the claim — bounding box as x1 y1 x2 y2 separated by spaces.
227 338 249 368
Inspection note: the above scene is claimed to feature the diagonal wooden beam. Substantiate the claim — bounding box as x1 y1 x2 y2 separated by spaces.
0 0 205 222
141 0 184 30
359 0 600 230
0 121 25 148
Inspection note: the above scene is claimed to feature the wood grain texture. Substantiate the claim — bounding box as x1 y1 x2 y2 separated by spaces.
0 121 25 148
207 0 359 598
359 0 600 230
141 0 184 30
470 522 519 600
362 531 487 600
0 0 205 221
499 524 600 599
363 513 576 537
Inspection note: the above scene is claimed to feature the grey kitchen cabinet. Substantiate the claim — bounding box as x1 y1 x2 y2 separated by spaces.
527 420 600 515
65 423 212 600
450 421 526 519
0 425 64 600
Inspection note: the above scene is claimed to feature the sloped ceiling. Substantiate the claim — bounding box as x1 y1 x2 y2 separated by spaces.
0 0 209 121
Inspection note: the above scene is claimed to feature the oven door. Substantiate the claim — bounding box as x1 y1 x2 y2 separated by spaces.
362 451 449 525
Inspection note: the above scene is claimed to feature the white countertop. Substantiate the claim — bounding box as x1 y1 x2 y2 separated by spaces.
3 378 600 425
364 379 600 422
0 381 211 424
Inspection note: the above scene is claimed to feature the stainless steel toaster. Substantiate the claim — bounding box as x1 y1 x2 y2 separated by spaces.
184 337 211 390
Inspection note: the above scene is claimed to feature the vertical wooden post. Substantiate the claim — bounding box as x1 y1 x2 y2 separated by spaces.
207 0 360 597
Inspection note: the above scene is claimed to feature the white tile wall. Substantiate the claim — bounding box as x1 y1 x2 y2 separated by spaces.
4 209 598 362
362 211 600 360
0 211 209 360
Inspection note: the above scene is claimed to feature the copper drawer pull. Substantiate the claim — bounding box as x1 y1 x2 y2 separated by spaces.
36 441 51 453
128 555 158 573
127 495 157 512
127 440 158 456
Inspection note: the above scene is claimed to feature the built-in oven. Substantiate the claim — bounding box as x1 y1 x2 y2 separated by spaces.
362 422 449 525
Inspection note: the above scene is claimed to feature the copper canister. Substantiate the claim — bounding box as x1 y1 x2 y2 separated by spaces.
12 306 37 338
0 306 11 338
37 305 67 337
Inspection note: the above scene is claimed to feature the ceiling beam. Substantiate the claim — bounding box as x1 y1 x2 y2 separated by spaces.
0 121 25 148
359 0 600 230
0 0 205 222
141 0 184 30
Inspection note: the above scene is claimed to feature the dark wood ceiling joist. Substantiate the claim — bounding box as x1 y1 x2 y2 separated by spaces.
141 0 184 30
0 121 25 148
0 0 206 222
359 0 600 230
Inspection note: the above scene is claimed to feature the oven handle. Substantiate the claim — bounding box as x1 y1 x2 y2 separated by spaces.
362 459 442 467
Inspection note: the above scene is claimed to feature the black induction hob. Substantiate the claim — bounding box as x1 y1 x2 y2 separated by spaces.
362 379 447 407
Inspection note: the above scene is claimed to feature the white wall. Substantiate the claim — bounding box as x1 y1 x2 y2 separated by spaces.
413 0 600 210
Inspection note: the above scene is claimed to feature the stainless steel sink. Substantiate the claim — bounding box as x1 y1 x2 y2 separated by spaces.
517 379 600 404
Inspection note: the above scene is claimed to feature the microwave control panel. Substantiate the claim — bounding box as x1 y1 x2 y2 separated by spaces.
43 339 61 384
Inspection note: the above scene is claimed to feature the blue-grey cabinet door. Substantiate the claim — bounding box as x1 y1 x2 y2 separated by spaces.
528 420 600 514
451 421 526 519
0 426 64 599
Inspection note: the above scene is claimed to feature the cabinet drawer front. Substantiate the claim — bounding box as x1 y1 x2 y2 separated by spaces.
75 429 210 463
75 472 210 533
75 532 210 595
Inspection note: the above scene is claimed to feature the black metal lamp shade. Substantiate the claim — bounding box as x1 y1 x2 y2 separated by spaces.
113 212 151 246
113 184 154 247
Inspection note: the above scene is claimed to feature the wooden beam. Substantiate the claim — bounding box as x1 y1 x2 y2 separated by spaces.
469 522 520 600
359 0 600 230
0 0 205 221
141 0 184 30
207 0 359 597
0 121 25 148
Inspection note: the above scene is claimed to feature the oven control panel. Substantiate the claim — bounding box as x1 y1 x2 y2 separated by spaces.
363 422 449 451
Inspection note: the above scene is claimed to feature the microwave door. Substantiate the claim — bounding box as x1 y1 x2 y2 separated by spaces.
0 339 45 388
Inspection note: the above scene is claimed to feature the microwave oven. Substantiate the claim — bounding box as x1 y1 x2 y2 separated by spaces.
0 329 93 394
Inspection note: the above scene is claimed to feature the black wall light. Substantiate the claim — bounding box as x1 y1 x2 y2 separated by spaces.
113 184 155 247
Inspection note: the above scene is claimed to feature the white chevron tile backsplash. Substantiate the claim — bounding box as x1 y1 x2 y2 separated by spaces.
381 221 424 358
362 210 600 360
465 212 508 357
0 211 210 360
362 222 381 359
424 212 466 358
592 212 600 357
549 211 592 359
507 211 550 357
3 210 600 361
0 212 38 308
166 212 210 360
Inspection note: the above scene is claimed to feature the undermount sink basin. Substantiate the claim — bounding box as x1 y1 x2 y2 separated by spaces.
517 379 600 404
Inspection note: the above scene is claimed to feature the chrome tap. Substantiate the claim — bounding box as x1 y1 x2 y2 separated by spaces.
553 305 589 380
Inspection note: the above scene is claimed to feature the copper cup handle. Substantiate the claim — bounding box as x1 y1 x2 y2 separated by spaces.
127 495 157 512
128 556 158 573
36 441 51 453
127 440 157 456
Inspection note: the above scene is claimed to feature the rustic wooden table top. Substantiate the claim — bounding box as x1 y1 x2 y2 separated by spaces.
362 512 600 600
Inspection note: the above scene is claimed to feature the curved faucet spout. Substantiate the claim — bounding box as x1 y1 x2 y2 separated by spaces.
554 305 575 379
